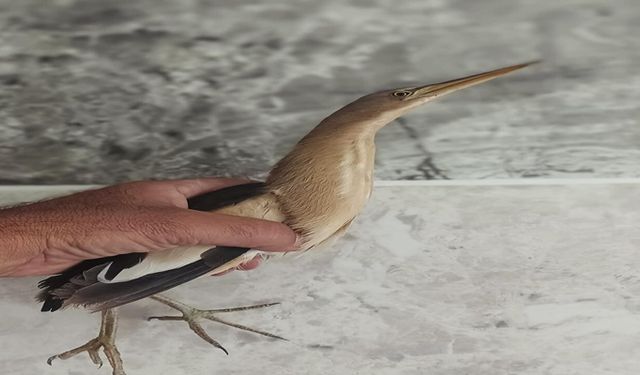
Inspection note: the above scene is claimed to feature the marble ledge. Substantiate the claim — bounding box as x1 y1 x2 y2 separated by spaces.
0 183 639 375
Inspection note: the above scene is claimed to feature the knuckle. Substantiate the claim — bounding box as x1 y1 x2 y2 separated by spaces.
113 180 152 197
119 180 149 190
226 221 260 243
131 213 187 247
153 221 187 246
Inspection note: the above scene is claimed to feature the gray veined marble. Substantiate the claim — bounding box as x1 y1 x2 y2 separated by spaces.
0 0 639 184
1 183 639 374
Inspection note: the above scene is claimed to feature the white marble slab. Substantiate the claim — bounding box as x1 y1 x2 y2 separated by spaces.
1 183 639 374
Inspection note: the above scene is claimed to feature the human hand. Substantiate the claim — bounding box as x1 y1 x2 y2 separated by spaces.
0 178 297 277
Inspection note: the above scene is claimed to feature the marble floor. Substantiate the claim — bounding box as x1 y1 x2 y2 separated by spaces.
0 0 639 184
1 182 639 375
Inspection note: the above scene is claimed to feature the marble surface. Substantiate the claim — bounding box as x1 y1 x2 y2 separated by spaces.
0 0 639 184
1 182 640 374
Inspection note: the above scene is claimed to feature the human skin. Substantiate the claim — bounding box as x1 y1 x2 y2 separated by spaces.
0 178 298 277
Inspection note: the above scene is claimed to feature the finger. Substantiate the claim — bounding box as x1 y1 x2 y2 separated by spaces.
210 256 263 277
159 210 299 251
166 178 256 198
236 256 263 271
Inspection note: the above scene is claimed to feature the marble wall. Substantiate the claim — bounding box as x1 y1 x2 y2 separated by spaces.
0 0 638 184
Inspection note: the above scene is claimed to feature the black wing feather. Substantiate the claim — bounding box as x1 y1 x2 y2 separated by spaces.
68 247 250 311
103 253 147 281
187 182 267 211
37 255 142 311
38 182 266 312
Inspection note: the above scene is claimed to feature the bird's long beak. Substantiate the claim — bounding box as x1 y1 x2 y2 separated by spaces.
414 61 539 99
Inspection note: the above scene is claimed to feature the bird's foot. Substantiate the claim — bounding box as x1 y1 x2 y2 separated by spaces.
148 294 286 354
47 309 126 375
46 337 125 375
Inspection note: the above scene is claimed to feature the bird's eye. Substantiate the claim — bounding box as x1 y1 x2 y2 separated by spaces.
392 91 411 98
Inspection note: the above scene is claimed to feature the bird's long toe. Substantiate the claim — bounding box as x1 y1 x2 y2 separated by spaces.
148 294 286 354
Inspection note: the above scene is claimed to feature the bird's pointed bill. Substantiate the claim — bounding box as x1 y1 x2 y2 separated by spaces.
414 61 539 99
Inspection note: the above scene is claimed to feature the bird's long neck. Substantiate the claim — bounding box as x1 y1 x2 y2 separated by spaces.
266 115 378 246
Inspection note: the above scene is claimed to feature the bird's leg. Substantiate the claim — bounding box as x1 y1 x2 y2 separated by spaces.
148 294 286 354
47 308 126 375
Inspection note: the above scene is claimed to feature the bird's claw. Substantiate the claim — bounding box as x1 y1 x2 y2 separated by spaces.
47 337 124 374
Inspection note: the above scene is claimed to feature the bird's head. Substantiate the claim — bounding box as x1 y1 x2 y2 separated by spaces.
317 61 538 134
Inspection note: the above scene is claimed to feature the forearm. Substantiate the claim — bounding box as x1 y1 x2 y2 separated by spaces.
0 206 49 276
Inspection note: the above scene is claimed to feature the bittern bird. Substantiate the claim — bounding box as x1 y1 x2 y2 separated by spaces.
38 61 536 375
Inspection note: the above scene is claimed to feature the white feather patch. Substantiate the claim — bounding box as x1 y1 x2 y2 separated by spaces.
98 245 212 283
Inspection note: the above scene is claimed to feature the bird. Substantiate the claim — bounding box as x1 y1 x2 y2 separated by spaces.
37 61 537 375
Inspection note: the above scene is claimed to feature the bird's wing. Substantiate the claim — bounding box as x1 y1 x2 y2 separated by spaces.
37 182 279 312
65 246 252 312
94 182 275 284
